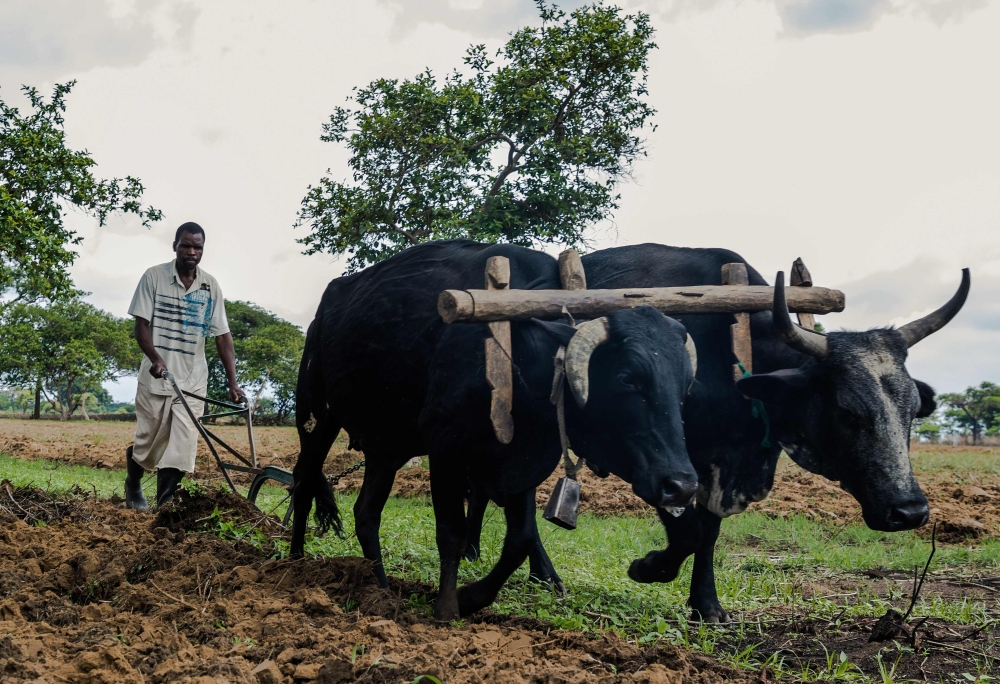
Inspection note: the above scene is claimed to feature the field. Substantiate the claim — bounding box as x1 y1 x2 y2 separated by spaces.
3 419 1000 682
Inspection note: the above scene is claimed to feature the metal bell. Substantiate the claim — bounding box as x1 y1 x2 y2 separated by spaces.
542 476 580 530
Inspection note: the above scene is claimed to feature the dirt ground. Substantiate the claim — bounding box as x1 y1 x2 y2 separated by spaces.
0 484 747 684
3 420 999 543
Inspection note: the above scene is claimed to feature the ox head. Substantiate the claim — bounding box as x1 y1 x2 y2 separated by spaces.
737 269 970 532
534 306 699 510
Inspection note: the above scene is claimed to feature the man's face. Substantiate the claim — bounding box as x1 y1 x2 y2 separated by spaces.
174 231 204 270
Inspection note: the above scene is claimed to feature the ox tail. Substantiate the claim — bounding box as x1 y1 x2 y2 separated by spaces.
313 475 343 538
293 318 344 547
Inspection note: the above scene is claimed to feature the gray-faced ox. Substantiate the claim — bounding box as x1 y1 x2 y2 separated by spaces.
289 240 698 620
581 244 968 622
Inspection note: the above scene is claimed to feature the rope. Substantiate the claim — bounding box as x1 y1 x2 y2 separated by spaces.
550 346 585 480
737 362 771 448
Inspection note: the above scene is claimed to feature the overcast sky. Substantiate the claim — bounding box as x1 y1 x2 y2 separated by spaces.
1 0 996 400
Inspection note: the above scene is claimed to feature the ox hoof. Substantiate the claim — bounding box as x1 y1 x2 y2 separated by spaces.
627 550 685 584
690 602 730 624
528 574 566 596
434 597 461 622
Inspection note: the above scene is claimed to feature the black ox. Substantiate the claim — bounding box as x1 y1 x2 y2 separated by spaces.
580 245 969 621
289 240 699 620
454 244 968 621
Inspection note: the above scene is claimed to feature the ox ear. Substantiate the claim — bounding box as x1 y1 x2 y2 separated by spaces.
736 368 813 405
914 379 937 418
530 318 577 347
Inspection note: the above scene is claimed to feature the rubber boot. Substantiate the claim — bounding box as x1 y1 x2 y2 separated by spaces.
156 468 185 508
124 446 149 512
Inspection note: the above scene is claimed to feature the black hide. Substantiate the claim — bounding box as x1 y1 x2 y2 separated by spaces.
290 240 697 620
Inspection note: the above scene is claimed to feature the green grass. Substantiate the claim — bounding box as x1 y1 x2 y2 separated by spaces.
5 452 1000 676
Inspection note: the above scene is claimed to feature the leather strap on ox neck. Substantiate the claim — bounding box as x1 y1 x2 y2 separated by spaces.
550 346 585 481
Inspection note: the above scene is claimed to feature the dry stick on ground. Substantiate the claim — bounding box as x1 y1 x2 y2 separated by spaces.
148 580 198 612
904 522 938 622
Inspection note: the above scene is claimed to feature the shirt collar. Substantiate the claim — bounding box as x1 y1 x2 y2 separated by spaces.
171 259 202 291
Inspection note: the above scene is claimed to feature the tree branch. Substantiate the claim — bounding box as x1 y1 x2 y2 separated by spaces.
479 83 581 215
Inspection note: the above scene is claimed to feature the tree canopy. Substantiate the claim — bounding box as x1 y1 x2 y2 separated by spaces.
939 382 1000 445
0 294 140 419
296 1 656 272
1 81 162 301
206 300 304 425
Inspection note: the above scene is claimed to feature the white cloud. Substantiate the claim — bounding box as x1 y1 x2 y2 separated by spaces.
0 0 198 81
773 0 988 36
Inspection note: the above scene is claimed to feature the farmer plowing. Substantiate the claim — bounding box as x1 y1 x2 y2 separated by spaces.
123 222 245 511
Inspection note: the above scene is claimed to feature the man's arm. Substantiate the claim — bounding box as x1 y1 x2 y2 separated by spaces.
215 333 245 403
134 317 167 379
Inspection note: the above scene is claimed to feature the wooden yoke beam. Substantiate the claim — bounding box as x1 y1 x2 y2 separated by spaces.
485 257 514 444
722 263 752 382
438 285 843 323
791 257 816 331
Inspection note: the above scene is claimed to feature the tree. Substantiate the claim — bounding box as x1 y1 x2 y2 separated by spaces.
0 295 140 419
206 301 304 425
297 1 656 272
939 382 1000 445
1 81 161 302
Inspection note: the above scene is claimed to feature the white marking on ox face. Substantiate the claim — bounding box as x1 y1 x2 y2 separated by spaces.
697 465 771 518
303 413 317 433
849 344 914 492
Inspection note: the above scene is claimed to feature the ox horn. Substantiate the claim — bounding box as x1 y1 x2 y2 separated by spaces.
685 334 698 377
772 271 829 359
897 268 971 348
565 317 611 408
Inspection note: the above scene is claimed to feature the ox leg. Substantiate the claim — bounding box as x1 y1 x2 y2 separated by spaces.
457 489 534 617
627 505 700 584
430 455 468 621
289 419 340 558
526 508 564 591
687 506 728 624
464 481 487 562
355 456 406 589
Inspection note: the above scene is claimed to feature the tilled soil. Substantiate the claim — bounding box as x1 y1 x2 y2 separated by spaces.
0 483 748 684
4 420 999 542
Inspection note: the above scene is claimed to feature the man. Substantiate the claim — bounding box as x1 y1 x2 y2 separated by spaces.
123 222 244 510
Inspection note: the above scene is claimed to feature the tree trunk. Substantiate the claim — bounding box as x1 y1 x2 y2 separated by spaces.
32 380 41 419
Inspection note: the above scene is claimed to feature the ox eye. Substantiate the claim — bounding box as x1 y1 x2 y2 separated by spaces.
618 371 641 392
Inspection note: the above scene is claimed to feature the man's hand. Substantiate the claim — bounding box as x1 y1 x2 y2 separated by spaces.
150 360 168 379
229 384 246 404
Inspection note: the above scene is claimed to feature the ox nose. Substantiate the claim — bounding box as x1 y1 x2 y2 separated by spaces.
659 479 698 509
886 502 930 531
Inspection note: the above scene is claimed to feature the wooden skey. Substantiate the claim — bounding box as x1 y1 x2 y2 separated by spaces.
484 256 514 444
483 250 589 443
439 283 844 324
721 263 752 382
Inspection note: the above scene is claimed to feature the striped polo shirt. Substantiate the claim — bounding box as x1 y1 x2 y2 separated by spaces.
128 260 230 396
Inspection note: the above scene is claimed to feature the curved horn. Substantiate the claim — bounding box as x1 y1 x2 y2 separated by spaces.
685 334 698 377
897 268 971 348
772 271 829 359
565 317 610 408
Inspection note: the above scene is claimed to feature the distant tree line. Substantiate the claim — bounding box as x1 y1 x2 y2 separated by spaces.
912 382 1000 445
0 297 303 424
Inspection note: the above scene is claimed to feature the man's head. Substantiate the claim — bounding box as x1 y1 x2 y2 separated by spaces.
173 222 205 270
